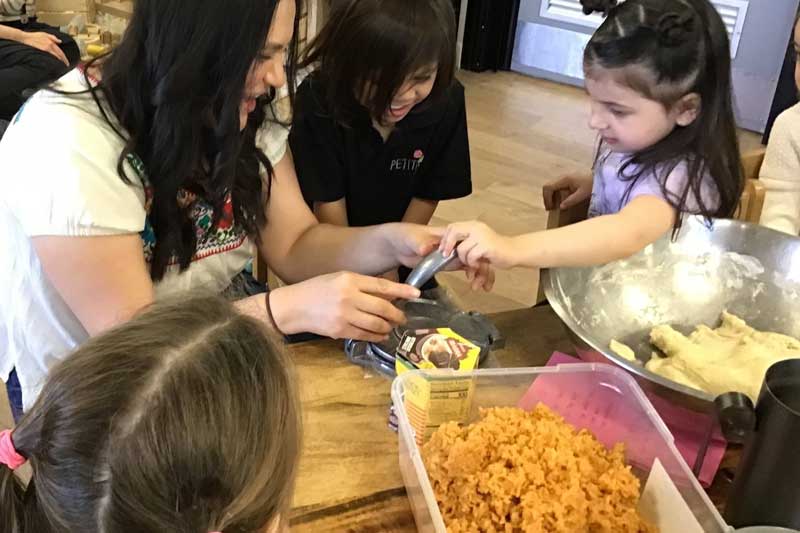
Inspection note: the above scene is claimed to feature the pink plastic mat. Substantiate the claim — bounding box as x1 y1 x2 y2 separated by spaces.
518 352 726 487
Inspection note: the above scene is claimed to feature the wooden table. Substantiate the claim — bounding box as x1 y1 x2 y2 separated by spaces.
287 305 736 532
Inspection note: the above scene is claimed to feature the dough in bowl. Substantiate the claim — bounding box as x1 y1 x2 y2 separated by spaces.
611 312 800 401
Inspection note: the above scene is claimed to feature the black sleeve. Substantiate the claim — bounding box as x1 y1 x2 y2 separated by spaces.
414 81 472 201
289 78 347 205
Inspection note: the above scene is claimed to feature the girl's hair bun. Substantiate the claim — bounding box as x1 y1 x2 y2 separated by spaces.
580 0 618 15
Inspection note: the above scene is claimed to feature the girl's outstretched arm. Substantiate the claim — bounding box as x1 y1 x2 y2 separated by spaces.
441 195 675 270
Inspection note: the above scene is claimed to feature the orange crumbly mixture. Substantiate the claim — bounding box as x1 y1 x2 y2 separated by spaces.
422 405 656 533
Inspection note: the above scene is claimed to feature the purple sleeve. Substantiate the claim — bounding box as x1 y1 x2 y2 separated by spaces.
626 162 719 215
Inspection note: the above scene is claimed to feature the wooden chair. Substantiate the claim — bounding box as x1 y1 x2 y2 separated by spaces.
535 148 768 303
738 148 767 224
1 387 14 429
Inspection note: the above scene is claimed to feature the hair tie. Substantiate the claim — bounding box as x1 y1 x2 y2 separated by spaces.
580 0 618 15
657 12 695 47
0 430 27 470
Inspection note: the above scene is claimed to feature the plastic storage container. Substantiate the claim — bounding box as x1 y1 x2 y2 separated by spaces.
391 364 730 533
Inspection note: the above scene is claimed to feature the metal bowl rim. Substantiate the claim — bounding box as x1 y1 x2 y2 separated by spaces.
541 257 723 406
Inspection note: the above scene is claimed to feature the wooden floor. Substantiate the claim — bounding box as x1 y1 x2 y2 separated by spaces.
436 70 764 314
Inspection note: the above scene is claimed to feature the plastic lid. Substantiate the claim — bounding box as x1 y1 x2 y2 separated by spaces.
736 526 800 533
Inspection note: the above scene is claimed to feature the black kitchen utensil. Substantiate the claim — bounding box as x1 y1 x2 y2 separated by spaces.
721 359 800 529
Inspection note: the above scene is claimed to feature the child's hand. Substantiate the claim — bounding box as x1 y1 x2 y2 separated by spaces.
463 261 495 292
543 174 593 211
440 221 518 270
426 247 495 292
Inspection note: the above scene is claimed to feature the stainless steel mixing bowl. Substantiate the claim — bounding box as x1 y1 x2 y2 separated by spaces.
543 216 800 412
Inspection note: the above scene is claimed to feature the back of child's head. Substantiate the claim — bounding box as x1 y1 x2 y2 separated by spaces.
301 0 456 123
1 295 300 533
582 0 743 221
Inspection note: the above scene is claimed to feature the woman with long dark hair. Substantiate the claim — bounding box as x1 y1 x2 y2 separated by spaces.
0 0 491 419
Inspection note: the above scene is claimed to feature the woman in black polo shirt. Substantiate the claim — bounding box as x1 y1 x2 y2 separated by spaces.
289 0 473 290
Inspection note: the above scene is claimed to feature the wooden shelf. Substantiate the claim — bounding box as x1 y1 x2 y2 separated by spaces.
88 0 134 21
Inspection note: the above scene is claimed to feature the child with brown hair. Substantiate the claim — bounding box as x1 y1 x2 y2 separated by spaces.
290 0 474 291
0 295 300 533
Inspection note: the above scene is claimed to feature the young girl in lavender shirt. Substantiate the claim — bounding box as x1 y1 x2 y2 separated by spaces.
440 0 743 270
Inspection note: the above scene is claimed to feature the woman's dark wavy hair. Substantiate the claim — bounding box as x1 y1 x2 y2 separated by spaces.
581 0 743 226
300 0 456 125
81 0 300 280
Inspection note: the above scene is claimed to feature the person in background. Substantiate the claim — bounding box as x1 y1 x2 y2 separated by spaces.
0 0 79 121
759 16 800 236
289 0 476 294
0 295 300 533
440 0 743 271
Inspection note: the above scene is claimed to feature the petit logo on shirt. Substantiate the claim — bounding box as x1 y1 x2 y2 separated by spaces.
389 149 425 172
